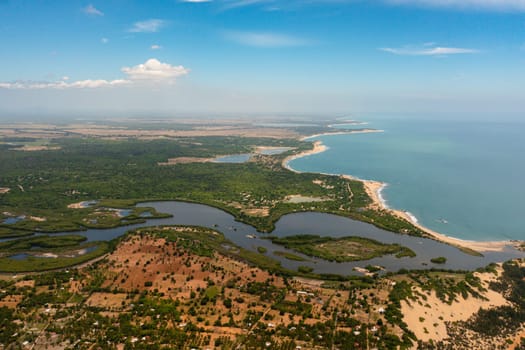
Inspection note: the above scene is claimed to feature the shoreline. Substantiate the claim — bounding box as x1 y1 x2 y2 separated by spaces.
300 128 384 141
283 135 513 253
282 141 328 172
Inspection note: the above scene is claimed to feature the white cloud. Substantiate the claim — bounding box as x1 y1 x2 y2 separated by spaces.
385 0 525 11
121 58 189 81
101 37 109 44
128 19 166 33
224 31 310 47
150 44 162 50
0 79 129 90
0 59 188 89
380 45 479 56
83 4 104 16
222 0 270 9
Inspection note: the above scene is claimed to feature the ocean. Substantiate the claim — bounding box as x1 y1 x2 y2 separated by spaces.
288 116 525 242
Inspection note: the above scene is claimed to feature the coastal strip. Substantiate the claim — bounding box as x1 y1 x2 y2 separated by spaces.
283 135 513 253
359 180 511 252
301 128 384 141
282 141 328 172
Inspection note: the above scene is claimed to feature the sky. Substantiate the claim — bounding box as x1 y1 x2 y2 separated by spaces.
0 0 524 119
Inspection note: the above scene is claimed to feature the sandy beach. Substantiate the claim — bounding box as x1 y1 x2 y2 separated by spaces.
300 128 384 141
401 268 509 343
283 137 514 253
282 141 328 172
359 179 511 252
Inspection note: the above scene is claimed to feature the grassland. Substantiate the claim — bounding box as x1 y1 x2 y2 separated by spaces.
268 234 416 262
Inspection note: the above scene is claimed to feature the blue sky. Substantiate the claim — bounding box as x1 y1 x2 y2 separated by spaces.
0 0 524 118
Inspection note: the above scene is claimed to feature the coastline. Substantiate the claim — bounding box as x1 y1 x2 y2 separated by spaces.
282 141 327 172
283 135 513 253
300 129 384 141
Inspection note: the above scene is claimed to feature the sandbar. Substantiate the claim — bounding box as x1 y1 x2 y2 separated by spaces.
301 128 384 141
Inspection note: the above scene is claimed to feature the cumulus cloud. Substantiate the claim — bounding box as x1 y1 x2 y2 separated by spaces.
224 31 311 47
380 45 479 56
121 58 189 81
83 4 104 16
0 59 188 89
150 44 162 50
385 0 525 11
128 19 166 33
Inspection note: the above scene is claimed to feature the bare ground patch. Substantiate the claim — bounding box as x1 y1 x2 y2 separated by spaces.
158 157 213 165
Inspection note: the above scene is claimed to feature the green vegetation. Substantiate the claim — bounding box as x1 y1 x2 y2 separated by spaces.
273 250 307 261
257 246 267 254
470 261 525 335
0 234 86 251
269 234 416 262
421 260 525 348
272 300 312 316
0 234 111 272
0 242 109 272
0 217 519 349
430 256 447 264
297 266 314 274
0 307 19 345
0 136 425 239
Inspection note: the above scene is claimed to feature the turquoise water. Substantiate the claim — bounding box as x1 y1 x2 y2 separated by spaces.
289 117 525 241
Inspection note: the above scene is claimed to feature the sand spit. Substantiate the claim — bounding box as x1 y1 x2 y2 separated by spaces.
300 128 384 141
282 141 328 172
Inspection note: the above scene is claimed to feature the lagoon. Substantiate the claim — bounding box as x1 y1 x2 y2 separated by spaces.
12 201 520 275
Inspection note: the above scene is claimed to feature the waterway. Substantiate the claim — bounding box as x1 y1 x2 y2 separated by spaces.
12 201 520 275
